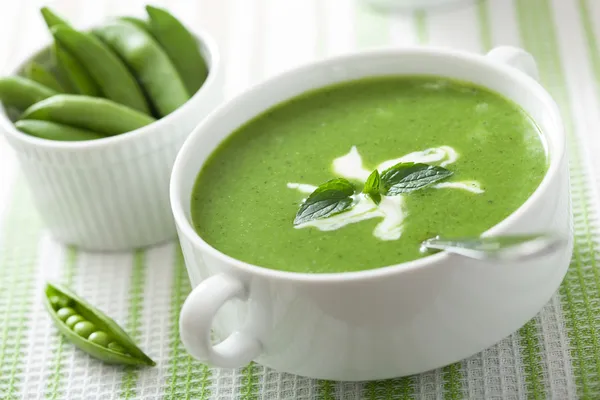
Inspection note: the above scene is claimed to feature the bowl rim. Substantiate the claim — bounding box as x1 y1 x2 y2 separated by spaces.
170 46 566 283
0 26 220 151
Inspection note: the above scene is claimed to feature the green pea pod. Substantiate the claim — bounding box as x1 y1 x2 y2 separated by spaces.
52 25 150 114
94 20 189 117
40 6 71 28
24 62 65 92
21 94 155 135
45 283 155 366
120 16 150 32
0 76 57 111
40 8 99 96
53 44 101 96
15 120 105 141
146 5 208 95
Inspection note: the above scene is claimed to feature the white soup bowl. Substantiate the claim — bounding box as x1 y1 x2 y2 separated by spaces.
171 46 572 381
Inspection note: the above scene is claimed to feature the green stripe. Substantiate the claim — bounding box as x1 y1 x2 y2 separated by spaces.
315 0 327 58
518 320 546 399
165 246 211 400
442 363 463 399
573 0 600 395
365 377 413 400
517 0 600 397
355 1 391 48
476 0 547 396
577 1 600 386
119 250 147 399
414 10 427 45
512 2 557 398
578 0 600 88
166 247 186 399
0 179 44 399
240 362 260 400
318 380 335 400
46 247 78 399
477 0 493 52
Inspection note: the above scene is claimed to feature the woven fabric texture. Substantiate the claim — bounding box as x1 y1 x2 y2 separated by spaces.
1 0 599 398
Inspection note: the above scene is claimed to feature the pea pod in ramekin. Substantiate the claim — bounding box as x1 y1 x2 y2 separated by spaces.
23 61 65 92
52 25 150 114
0 76 57 111
94 20 190 117
40 7 102 97
40 6 70 28
15 120 104 141
146 5 208 95
53 43 101 96
21 94 155 135
45 282 155 366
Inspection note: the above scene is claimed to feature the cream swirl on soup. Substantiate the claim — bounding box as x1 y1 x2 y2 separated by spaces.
288 146 483 241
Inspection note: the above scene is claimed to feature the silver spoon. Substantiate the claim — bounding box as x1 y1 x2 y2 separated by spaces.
420 233 567 261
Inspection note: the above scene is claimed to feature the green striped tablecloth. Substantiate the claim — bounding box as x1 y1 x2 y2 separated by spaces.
1 0 600 398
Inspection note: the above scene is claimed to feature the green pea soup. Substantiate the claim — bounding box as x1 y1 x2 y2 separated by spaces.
191 76 548 273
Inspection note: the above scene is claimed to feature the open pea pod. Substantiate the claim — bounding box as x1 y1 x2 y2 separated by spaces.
44 282 155 366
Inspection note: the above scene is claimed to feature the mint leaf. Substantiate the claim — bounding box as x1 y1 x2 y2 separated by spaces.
380 162 453 195
294 178 355 225
363 169 381 204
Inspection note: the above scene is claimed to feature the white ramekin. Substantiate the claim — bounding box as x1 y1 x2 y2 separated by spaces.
1 30 223 251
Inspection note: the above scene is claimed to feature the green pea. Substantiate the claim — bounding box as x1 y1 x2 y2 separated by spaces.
15 120 105 141
0 76 57 111
65 314 85 329
88 331 111 347
23 62 65 93
51 25 150 114
49 295 71 310
56 307 76 321
108 342 127 354
45 282 155 366
94 20 189 117
146 5 208 95
21 94 155 135
73 321 96 338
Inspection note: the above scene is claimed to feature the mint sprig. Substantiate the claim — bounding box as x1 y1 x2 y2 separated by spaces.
380 162 453 195
363 169 382 205
293 162 453 225
294 178 356 225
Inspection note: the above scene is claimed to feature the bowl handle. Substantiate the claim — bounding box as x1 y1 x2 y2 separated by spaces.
487 46 539 81
179 273 262 368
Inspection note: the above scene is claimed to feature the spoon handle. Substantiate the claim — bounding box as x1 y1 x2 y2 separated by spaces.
421 234 567 261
